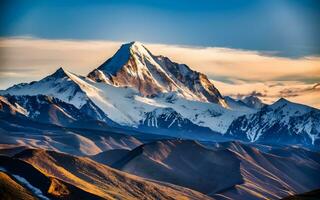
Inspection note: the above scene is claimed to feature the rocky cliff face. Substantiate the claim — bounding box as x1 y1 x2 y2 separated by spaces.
88 41 226 106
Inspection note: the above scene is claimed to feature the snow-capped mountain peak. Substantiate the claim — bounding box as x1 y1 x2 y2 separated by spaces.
1 67 89 108
227 97 320 145
1 41 318 148
270 97 290 108
50 67 68 78
240 95 266 109
126 41 151 56
269 97 313 116
88 41 227 106
97 41 148 75
92 41 157 77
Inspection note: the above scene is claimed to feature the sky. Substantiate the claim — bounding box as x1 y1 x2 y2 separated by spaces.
0 0 319 107
1 0 320 57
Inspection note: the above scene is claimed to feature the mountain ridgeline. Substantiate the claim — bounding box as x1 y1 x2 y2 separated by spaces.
0 41 319 148
0 41 320 200
87 42 226 106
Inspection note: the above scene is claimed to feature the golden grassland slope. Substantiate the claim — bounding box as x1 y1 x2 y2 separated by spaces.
14 149 213 200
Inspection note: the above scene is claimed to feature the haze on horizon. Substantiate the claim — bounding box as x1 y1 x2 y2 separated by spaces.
0 0 319 108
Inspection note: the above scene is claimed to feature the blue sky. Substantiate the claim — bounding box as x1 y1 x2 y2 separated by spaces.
0 0 319 107
1 0 319 57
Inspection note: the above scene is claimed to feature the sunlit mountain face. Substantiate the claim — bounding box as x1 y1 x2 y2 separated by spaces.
0 41 319 200
1 1 319 199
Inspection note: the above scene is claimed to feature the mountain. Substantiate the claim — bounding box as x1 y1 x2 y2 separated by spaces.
224 95 265 110
0 68 114 124
0 171 37 200
0 95 28 120
0 41 318 147
12 148 212 200
0 146 29 157
210 141 320 200
2 140 319 200
2 68 88 108
94 139 320 199
88 41 227 106
0 155 105 200
1 47 254 135
268 146 320 165
224 96 255 110
140 107 214 133
112 140 244 195
240 95 266 109
226 98 320 147
1 40 319 200
1 94 118 128
90 149 131 166
0 68 141 126
0 108 142 156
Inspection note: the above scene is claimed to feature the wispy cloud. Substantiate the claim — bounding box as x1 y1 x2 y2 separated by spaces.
0 37 319 107
213 80 320 108
146 43 320 84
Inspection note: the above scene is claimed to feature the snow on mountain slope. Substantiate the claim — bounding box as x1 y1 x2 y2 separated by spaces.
268 98 313 121
0 95 115 128
1 68 88 108
289 110 320 145
88 41 227 106
71 77 254 133
0 69 117 125
227 98 320 145
1 67 255 133
154 94 256 133
140 107 214 133
0 42 256 134
240 95 266 109
0 96 28 117
142 107 190 128
224 96 256 111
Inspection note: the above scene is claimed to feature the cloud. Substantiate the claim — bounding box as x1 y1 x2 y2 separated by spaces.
0 37 319 108
146 44 320 83
212 80 320 108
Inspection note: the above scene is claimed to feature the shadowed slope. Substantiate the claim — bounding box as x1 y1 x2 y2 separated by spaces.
106 140 320 200
112 139 243 195
0 110 142 156
211 142 320 200
0 155 104 200
1 94 118 130
0 146 29 157
0 172 37 200
14 149 213 200
227 98 320 147
90 149 131 166
281 188 320 200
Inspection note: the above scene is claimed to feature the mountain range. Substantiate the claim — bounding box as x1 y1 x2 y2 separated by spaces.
1 140 320 200
1 41 319 148
0 41 319 200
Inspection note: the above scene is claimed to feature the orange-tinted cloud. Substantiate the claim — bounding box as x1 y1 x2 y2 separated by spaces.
0 37 319 108
213 80 320 108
